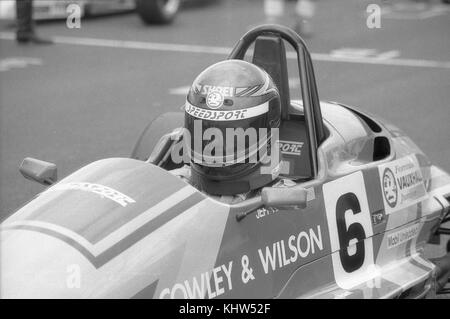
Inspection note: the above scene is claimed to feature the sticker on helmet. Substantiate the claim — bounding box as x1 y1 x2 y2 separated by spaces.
206 91 224 109
193 84 274 98
195 84 234 97
185 102 269 121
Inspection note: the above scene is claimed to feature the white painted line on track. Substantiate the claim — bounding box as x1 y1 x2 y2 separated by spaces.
0 57 42 72
1 32 450 70
380 3 450 20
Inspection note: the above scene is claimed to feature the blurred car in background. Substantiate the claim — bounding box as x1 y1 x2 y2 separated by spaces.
0 0 181 24
135 0 180 24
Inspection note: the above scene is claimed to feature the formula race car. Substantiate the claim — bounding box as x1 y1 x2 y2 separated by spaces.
0 0 180 25
1 25 450 299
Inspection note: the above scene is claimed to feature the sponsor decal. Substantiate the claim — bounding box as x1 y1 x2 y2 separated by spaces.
193 83 272 98
206 91 224 109
279 140 304 156
387 223 421 249
46 182 135 207
194 84 234 97
255 207 279 219
378 156 427 214
160 261 233 299
161 226 323 299
382 168 398 208
371 210 386 226
185 101 268 121
257 225 323 274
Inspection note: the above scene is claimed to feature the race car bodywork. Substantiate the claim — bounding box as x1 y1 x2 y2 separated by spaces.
1 25 450 299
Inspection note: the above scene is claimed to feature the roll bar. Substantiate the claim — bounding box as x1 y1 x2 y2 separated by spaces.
227 24 326 177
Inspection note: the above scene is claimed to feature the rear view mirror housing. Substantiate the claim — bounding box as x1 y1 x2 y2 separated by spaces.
19 157 57 186
234 185 308 222
261 185 307 208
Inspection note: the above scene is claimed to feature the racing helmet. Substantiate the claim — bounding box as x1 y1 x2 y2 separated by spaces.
185 59 282 195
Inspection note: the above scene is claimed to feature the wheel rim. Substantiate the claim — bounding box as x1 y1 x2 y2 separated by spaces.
159 0 180 15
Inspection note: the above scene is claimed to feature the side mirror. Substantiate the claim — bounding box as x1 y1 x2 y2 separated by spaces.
19 157 57 186
261 185 307 208
147 128 184 166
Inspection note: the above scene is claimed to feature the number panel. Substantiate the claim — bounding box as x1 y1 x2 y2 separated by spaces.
323 172 375 289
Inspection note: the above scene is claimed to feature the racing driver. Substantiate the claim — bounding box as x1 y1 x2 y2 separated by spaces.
172 59 289 201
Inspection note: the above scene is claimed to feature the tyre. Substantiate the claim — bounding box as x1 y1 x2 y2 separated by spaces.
135 0 180 24
131 112 184 162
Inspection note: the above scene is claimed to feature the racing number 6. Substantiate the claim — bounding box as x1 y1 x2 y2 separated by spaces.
323 172 374 289
336 193 366 273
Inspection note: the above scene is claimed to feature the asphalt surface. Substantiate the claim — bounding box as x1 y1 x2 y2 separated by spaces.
0 0 449 294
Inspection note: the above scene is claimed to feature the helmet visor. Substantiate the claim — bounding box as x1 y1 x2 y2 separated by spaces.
185 101 271 168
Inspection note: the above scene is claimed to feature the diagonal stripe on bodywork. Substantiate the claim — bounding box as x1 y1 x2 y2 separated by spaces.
131 280 159 299
2 192 205 268
93 192 204 268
